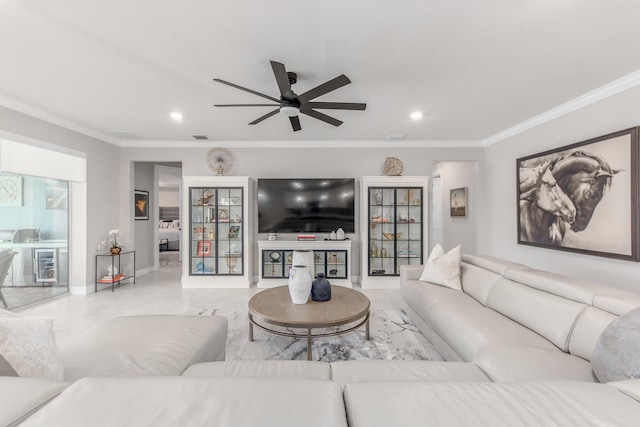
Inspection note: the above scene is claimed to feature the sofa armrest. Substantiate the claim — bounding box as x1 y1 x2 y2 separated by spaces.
400 264 424 282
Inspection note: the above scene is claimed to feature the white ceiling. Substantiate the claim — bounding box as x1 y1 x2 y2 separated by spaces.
2 1 640 146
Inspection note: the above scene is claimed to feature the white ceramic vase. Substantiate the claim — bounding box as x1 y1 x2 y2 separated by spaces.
336 227 345 240
288 265 312 304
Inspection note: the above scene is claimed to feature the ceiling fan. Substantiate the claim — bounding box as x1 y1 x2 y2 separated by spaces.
213 61 366 132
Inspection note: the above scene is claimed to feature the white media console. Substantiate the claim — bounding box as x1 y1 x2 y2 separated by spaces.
257 240 352 288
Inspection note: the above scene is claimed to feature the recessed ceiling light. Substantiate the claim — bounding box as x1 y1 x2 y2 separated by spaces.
170 112 183 121
410 111 423 120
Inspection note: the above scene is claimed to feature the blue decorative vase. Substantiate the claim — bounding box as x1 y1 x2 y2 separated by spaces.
311 273 331 302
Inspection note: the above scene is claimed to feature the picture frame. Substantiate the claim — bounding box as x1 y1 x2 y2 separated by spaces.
228 225 240 239
134 190 149 220
517 127 639 261
197 241 212 256
0 175 23 206
450 187 467 217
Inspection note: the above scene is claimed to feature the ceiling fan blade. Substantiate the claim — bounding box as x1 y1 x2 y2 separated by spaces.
300 108 343 127
249 108 280 125
213 78 281 103
214 104 280 107
270 61 294 100
306 102 366 110
297 74 351 103
289 116 301 132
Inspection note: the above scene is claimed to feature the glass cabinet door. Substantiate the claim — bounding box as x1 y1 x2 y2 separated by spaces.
189 187 243 276
368 187 423 276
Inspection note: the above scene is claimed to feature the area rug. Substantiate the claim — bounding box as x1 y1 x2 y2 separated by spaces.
198 305 443 362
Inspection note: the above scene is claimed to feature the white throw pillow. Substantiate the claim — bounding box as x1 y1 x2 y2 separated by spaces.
418 244 462 291
0 315 64 381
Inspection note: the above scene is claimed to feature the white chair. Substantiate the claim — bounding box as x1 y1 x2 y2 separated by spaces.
0 250 17 308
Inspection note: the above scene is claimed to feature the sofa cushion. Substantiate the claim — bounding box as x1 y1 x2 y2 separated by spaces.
343 381 640 427
330 360 489 384
401 280 473 325
459 262 503 305
592 307 640 383
428 297 557 361
569 307 617 361
485 277 586 351
0 315 64 381
461 254 528 275
472 344 594 382
419 244 462 290
20 377 347 427
61 315 228 381
609 379 640 403
593 293 640 316
0 377 68 427
182 360 331 380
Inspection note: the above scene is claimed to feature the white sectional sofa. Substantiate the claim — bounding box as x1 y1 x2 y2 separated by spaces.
4 253 640 426
400 254 640 382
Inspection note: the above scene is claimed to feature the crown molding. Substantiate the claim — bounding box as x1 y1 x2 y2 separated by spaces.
119 139 484 149
482 68 640 146
0 93 120 146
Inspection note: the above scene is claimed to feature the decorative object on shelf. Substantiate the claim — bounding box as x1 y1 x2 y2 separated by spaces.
336 227 345 240
287 253 293 263
197 241 212 256
375 189 383 205
97 229 121 253
198 190 214 206
380 247 388 257
370 242 378 257
208 227 215 239
269 251 281 262
329 268 338 276
311 273 331 302
268 233 277 241
371 269 385 275
382 232 401 240
228 226 240 239
106 264 119 276
225 254 239 273
206 147 235 176
218 208 230 221
134 190 149 220
288 265 312 304
450 187 467 217
398 210 409 222
383 157 403 176
329 230 337 240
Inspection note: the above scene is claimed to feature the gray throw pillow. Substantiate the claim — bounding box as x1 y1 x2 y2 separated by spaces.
592 307 640 383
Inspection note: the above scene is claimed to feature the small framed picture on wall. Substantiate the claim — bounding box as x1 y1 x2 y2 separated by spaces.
450 187 467 217
134 190 149 220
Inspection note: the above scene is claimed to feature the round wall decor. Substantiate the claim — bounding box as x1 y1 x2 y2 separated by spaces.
206 147 235 176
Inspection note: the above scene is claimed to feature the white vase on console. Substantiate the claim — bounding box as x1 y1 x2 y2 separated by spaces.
288 265 312 304
336 227 345 240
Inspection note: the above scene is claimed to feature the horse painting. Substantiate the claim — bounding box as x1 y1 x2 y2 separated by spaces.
519 161 576 244
519 150 621 246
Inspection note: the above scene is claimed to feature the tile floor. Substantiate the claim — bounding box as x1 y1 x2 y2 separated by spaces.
16 253 419 354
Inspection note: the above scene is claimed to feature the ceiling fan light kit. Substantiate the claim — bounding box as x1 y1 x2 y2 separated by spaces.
213 60 366 132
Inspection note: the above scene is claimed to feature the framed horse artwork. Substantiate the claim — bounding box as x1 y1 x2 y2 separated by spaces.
517 127 640 261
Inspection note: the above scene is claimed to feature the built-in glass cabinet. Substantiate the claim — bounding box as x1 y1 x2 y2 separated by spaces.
182 177 253 288
361 176 428 288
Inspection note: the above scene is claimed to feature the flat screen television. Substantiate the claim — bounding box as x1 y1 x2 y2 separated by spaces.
257 178 355 233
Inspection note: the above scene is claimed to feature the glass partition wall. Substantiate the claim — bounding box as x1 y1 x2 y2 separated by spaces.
0 173 69 309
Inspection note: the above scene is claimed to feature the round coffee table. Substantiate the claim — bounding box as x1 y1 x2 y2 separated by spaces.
248 285 370 360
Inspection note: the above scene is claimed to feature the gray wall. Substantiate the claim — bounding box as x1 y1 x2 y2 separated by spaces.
480 84 640 293
134 162 155 271
440 161 478 254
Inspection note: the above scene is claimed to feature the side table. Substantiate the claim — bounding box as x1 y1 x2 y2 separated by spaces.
95 250 136 292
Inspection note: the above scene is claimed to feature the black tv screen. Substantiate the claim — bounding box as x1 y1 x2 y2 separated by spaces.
258 178 355 233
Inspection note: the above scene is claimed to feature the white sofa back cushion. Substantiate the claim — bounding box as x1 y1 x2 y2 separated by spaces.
485 278 586 351
569 307 618 361
460 263 503 305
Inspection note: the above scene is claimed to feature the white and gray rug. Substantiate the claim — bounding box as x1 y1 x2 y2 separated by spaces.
198 305 443 362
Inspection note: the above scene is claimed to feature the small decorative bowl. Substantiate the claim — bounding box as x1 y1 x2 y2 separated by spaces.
382 232 401 240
